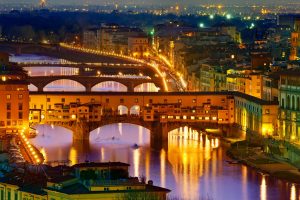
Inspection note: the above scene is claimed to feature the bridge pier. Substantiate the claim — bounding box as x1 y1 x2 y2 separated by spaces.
72 121 90 142
127 84 134 92
150 122 169 150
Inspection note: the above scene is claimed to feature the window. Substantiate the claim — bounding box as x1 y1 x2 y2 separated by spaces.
7 188 11 200
61 98 65 103
192 99 196 103
149 99 153 103
106 98 109 103
6 94 11 100
135 98 138 103
47 98 50 102
91 98 95 103
164 99 167 103
14 190 18 200
265 109 270 114
178 99 182 103
6 103 11 110
76 98 80 103
18 103 23 110
18 112 23 119
120 99 124 103
18 94 23 99
7 112 11 119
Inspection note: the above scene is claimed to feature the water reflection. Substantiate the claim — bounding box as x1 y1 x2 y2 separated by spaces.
30 124 298 199
92 81 127 92
261 175 267 200
134 83 160 92
43 79 86 92
25 67 79 76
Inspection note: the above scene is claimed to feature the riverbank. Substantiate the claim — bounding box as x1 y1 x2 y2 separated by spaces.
227 142 300 184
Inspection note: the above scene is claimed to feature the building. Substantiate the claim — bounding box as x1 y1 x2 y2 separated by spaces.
128 35 149 58
226 69 264 99
278 70 300 143
234 93 278 136
0 53 29 136
82 28 99 50
251 52 272 69
98 24 148 55
0 162 170 200
289 18 300 61
199 64 227 92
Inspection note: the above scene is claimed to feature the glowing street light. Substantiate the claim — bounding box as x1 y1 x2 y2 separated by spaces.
226 14 232 20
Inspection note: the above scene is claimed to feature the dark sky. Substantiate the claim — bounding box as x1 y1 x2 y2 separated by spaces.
1 0 300 6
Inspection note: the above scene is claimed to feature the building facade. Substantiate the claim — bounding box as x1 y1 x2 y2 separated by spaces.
0 55 29 136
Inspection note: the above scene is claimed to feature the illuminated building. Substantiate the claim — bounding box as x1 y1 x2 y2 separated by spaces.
128 35 149 58
0 53 29 137
199 64 227 92
278 70 300 142
226 69 264 99
98 24 147 55
0 162 170 200
234 94 278 136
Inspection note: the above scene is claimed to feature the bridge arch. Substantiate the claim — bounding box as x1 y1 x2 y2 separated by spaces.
134 82 160 92
28 83 38 92
89 123 151 145
43 79 86 92
91 81 127 92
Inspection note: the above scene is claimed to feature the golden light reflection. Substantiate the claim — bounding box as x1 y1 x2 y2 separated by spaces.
133 149 140 177
260 175 267 200
160 149 166 188
145 150 150 181
168 126 220 199
242 166 248 199
290 184 296 200
69 147 77 165
101 147 105 162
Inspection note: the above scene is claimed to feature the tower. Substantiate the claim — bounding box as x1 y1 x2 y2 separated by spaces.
290 18 300 61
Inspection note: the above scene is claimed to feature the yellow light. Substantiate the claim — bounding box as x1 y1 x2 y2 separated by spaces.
1 76 6 81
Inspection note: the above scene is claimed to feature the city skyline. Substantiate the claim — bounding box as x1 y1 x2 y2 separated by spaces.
1 0 300 6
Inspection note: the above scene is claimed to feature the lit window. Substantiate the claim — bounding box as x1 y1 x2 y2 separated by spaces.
191 116 195 120
183 115 187 120
205 117 210 120
212 117 217 120
18 94 23 99
161 115 166 119
176 116 180 119
6 94 11 100
168 116 173 119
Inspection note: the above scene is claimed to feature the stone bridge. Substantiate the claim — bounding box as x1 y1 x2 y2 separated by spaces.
28 75 165 92
31 115 226 149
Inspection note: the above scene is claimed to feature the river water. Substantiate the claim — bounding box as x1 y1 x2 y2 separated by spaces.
11 54 300 199
30 124 298 200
